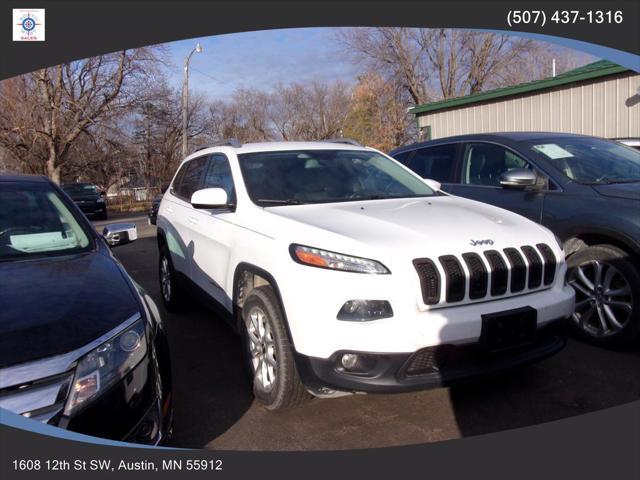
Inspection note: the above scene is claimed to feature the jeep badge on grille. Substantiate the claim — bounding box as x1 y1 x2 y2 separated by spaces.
470 239 494 246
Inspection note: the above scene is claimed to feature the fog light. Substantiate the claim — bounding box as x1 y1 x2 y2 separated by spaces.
337 352 378 375
341 353 359 370
337 300 393 321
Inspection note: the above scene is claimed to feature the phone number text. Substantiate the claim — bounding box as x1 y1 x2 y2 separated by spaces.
507 10 624 28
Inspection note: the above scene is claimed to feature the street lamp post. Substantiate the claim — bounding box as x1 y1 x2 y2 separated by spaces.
182 42 203 158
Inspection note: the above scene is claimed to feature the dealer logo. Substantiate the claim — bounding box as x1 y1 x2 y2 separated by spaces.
13 9 45 41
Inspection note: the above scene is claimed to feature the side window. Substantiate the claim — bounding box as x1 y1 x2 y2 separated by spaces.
407 144 457 182
203 154 236 204
462 143 531 187
392 151 413 165
175 157 208 199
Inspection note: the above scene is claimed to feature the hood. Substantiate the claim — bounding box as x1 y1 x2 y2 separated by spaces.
261 195 552 258
592 182 640 201
0 252 140 368
67 193 100 202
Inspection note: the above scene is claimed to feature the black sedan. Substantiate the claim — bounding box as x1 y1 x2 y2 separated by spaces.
390 133 640 347
0 175 173 444
148 194 162 226
62 183 108 220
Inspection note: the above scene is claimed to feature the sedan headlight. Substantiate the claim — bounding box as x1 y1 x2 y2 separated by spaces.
290 244 390 274
96 197 105 203
64 320 147 415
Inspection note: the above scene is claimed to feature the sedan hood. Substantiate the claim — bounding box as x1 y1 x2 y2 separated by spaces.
0 252 140 368
263 195 551 255
592 182 640 201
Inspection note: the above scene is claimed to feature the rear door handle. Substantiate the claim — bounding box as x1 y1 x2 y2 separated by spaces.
188 216 199 225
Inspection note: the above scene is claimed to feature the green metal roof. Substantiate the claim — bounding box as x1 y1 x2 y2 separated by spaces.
409 60 630 115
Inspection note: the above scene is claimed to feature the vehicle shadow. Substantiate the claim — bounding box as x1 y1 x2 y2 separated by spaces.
446 329 640 438
113 235 254 448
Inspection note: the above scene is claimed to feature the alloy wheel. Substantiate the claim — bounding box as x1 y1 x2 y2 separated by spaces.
246 307 277 392
160 256 172 303
569 260 633 337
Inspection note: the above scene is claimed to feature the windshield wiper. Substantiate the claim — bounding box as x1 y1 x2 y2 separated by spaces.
587 178 640 185
256 198 305 206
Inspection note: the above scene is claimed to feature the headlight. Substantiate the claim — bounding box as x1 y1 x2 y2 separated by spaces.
64 320 147 415
96 197 105 203
290 244 390 274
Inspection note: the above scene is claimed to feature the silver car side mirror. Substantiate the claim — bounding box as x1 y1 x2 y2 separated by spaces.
500 169 537 189
102 223 138 247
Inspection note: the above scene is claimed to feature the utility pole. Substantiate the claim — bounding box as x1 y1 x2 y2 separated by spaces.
182 42 203 159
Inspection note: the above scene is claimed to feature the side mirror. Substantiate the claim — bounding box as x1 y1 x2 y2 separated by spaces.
500 169 537 189
423 178 442 191
102 223 138 247
191 188 229 209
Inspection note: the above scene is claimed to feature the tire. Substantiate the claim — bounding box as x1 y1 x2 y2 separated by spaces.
567 244 640 347
241 286 310 410
158 247 188 313
98 210 108 221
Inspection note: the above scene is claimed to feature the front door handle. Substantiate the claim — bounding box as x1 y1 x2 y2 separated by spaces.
188 216 199 225
165 206 174 214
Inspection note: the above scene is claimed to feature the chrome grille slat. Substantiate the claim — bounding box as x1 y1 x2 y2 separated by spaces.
0 372 72 421
413 259 441 305
521 245 543 289
462 253 488 299
503 248 527 293
536 243 557 285
484 250 508 296
439 255 466 302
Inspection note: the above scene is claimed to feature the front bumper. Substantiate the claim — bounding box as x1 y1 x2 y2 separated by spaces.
75 202 106 216
295 319 567 394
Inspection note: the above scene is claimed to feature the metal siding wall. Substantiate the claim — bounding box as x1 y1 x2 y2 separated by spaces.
418 72 640 139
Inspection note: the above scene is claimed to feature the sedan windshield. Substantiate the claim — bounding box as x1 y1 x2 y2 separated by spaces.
0 182 92 260
238 149 435 206
526 137 640 184
63 183 99 195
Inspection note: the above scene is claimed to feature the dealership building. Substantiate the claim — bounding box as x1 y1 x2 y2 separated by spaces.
410 60 640 141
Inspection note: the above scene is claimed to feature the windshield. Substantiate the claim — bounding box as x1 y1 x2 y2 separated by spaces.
525 137 640 184
238 149 435 206
0 182 92 260
62 183 99 195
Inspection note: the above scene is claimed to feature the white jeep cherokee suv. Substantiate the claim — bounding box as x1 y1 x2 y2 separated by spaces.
156 139 575 410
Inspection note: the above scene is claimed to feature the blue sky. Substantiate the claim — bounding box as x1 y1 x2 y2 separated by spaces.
162 28 359 99
161 27 596 101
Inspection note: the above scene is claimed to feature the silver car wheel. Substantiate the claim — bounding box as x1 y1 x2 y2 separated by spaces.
569 260 633 337
246 306 277 392
160 255 172 303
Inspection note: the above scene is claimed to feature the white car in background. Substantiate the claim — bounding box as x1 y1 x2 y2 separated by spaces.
156 139 575 410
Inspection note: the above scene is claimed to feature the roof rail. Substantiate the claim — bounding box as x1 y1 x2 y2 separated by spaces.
194 138 242 152
321 138 363 147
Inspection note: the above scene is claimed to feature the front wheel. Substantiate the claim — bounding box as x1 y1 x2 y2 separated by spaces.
567 244 640 347
158 248 187 313
241 286 310 410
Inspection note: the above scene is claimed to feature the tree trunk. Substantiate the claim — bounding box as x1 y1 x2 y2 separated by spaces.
47 148 61 184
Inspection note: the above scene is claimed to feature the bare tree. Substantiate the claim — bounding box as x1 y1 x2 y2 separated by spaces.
337 27 587 104
0 48 159 183
337 28 431 105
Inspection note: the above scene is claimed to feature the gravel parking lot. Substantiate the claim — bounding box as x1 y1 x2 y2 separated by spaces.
94 214 640 450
